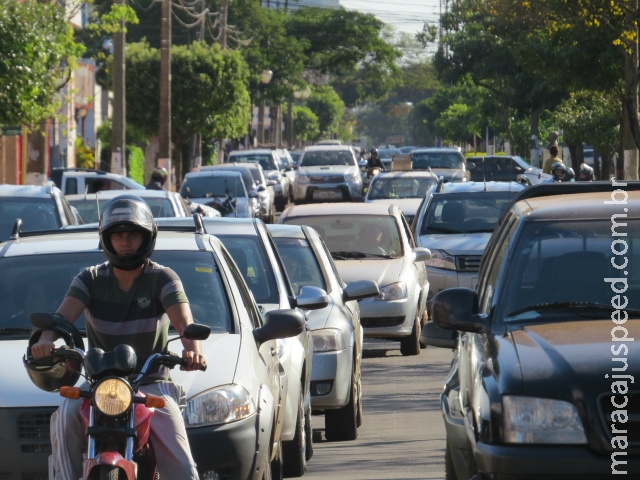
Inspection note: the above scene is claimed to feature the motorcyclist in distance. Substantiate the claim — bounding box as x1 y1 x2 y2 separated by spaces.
578 163 595 181
367 148 386 172
146 167 168 190
544 161 569 183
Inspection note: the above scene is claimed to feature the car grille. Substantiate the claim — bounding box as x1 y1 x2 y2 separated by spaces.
361 316 405 328
456 255 481 272
17 411 54 453
599 391 640 447
310 175 344 184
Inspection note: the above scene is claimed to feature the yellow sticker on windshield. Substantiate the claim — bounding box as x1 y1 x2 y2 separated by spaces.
247 266 255 278
196 267 213 273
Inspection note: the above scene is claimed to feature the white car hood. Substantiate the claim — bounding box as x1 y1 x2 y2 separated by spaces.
418 232 492 256
2 334 240 408
171 333 240 396
366 198 421 216
299 166 356 176
335 257 405 287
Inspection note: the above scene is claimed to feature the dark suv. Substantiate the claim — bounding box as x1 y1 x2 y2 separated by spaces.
423 182 640 478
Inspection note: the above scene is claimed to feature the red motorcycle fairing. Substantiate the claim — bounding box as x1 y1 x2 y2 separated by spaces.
83 452 136 479
79 393 155 450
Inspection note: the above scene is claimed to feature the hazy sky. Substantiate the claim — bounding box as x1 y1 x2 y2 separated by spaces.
339 0 441 36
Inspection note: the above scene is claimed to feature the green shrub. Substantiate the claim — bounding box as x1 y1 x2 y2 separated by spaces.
127 146 145 185
75 138 95 168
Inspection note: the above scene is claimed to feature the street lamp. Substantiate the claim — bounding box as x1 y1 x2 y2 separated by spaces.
257 70 273 145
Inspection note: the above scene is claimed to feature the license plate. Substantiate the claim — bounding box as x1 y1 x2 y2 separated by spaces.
314 190 339 199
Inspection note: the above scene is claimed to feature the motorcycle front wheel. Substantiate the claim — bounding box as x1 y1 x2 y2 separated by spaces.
88 466 124 480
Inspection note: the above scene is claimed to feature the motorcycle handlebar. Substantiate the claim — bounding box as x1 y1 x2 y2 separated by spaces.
163 352 207 372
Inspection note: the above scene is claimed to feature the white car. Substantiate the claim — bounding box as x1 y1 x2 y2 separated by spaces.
279 203 432 356
0 218 305 480
364 170 439 224
268 224 379 441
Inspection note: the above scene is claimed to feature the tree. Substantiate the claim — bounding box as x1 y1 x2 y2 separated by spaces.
0 0 84 126
305 86 345 140
122 41 250 184
292 106 319 144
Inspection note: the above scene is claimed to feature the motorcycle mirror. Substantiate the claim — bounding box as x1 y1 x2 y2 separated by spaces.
167 323 211 347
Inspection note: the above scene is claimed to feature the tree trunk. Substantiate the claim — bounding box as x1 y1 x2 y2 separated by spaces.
623 0 639 179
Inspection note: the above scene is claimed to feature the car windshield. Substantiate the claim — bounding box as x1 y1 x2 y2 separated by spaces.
68 198 177 223
216 234 279 304
0 198 60 238
300 151 354 167
377 148 402 159
420 192 515 235
282 214 403 258
231 154 277 171
273 237 327 294
412 152 464 169
368 176 437 200
504 219 640 322
0 251 232 336
180 175 247 198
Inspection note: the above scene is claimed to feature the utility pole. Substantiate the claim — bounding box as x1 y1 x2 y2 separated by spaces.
159 0 172 189
111 0 126 176
190 0 205 171
220 0 228 50
623 0 639 180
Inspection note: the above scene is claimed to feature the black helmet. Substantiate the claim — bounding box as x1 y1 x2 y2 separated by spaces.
151 167 168 184
99 195 157 270
579 163 594 181
551 161 566 181
370 148 378 156
23 315 85 392
564 167 575 182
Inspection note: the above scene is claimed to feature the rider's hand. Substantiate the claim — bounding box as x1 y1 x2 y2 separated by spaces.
181 349 206 371
31 339 56 359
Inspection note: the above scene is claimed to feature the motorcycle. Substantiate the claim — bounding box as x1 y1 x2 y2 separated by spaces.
363 166 381 192
26 313 210 480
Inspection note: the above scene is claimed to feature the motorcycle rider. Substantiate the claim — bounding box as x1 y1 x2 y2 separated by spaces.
30 195 205 480
578 162 595 181
367 148 386 172
544 161 570 183
146 167 168 190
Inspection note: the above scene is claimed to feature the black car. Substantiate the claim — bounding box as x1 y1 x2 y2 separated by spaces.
423 182 640 479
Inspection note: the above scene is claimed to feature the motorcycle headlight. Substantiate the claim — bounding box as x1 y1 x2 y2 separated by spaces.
93 378 133 416
375 281 408 301
311 328 344 352
503 396 587 444
296 174 310 183
184 385 256 427
425 249 456 271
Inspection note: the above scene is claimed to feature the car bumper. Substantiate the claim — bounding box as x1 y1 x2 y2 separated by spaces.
358 296 417 338
309 347 353 410
427 268 478 306
188 414 260 480
294 182 363 203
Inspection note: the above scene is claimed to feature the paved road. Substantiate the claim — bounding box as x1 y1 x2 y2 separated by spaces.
304 340 454 480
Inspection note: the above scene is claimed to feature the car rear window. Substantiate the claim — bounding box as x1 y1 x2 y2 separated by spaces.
180 175 247 198
412 152 464 170
0 198 60 239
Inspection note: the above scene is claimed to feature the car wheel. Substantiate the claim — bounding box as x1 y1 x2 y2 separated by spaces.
275 197 286 212
265 203 275 224
270 440 283 480
400 311 421 356
356 372 363 427
325 368 358 441
283 389 307 477
445 444 457 480
304 406 313 461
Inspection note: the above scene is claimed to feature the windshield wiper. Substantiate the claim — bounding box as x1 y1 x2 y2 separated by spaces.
360 252 393 259
425 226 460 234
330 251 367 259
508 302 640 318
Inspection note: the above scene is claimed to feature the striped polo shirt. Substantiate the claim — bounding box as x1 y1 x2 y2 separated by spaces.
66 260 188 380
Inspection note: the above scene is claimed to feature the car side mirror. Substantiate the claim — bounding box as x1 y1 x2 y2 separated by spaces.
413 247 431 262
267 180 277 187
343 279 379 302
253 309 305 346
249 190 259 198
258 185 266 192
295 285 330 310
467 162 476 170
431 288 486 333
420 321 457 349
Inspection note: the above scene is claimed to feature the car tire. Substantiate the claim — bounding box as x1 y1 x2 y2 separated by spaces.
400 311 421 356
356 370 363 428
325 369 358 441
275 197 286 212
445 444 457 480
265 203 275 224
304 406 313 461
283 389 307 477
270 440 283 480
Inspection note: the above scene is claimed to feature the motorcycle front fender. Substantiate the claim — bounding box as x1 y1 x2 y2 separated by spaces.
84 452 136 480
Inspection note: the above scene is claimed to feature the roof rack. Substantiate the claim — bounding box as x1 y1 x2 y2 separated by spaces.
510 180 640 205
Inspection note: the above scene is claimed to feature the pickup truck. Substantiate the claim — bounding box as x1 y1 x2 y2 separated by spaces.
49 168 144 194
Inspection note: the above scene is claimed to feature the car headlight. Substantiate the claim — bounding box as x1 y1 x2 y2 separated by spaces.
425 249 456 271
312 328 345 352
94 378 133 416
375 281 408 301
503 396 587 444
296 174 310 183
184 384 256 427
346 172 360 182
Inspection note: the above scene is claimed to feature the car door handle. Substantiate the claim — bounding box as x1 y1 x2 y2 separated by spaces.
271 347 278 356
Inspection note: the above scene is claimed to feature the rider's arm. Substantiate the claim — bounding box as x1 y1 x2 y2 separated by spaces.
30 296 86 358
166 302 206 371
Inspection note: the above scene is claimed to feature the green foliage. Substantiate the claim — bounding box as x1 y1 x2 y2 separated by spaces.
292 107 319 143
126 145 145 185
0 0 84 125
305 87 345 140
75 138 96 169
